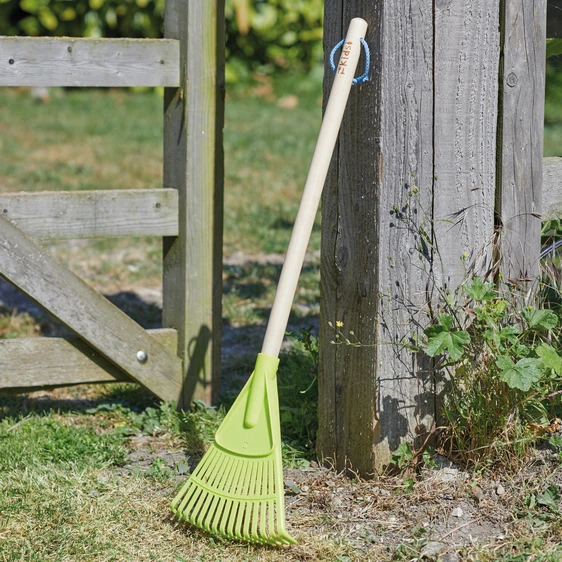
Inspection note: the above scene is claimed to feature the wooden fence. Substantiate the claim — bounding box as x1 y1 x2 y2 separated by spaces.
0 1 225 408
318 0 556 476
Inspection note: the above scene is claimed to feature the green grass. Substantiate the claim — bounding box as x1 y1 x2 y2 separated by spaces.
0 75 322 328
0 417 126 470
0 76 322 258
544 59 562 157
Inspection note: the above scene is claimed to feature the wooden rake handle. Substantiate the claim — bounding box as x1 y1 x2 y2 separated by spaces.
261 17 369 358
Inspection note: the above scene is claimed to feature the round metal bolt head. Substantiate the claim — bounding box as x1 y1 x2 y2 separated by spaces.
136 350 148 363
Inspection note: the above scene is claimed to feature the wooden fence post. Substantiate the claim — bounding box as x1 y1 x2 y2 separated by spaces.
318 0 545 475
497 0 546 286
163 1 225 408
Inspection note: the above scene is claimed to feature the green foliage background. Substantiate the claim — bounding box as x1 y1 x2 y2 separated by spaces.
0 0 324 79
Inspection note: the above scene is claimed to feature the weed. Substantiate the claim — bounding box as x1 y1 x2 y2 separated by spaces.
178 399 225 456
0 308 40 339
407 276 562 468
278 327 319 465
145 458 175 483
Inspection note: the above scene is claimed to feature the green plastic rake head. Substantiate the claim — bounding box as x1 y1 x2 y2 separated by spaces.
171 354 296 545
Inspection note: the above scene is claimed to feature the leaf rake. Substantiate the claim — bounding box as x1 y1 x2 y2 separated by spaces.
172 17 368 545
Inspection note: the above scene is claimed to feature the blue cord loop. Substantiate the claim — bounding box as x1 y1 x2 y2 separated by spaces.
329 37 370 85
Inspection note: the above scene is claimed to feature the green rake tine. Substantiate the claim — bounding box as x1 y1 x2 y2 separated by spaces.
251 500 260 543
239 463 255 540
173 446 216 511
268 499 275 544
176 459 211 515
218 498 233 536
201 456 236 531
209 496 227 534
194 457 232 525
250 463 261 539
182 451 226 520
192 474 220 527
226 502 239 539
258 480 268 542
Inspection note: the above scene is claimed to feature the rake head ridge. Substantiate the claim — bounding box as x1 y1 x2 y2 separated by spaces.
171 354 296 545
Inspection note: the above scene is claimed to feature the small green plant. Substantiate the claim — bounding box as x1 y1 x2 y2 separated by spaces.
548 434 562 452
279 327 319 465
391 442 415 471
145 457 175 483
413 276 562 468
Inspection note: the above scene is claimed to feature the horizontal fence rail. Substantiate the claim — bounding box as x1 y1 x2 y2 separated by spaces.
0 215 183 401
0 189 179 240
0 329 178 392
0 37 180 87
542 157 562 220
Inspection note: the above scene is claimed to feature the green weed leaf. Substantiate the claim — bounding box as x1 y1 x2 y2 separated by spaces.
391 442 414 470
536 343 562 375
521 307 558 330
548 435 562 452
464 277 496 301
499 326 521 344
425 327 470 361
536 485 561 511
496 357 543 391
438 313 454 331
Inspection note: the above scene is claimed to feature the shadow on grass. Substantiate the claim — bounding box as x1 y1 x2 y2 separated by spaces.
0 382 159 420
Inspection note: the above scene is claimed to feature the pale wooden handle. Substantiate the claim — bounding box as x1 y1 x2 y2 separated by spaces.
261 18 368 358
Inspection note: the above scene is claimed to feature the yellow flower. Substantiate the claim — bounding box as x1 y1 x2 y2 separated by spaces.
336 321 344 328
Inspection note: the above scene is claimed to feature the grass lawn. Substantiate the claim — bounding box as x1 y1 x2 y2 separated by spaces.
0 75 322 328
545 59 562 157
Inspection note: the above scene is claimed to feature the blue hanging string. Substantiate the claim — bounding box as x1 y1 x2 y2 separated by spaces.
329 37 370 85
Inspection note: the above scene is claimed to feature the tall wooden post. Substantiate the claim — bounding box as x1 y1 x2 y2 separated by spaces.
318 0 546 475
497 0 546 286
163 1 225 407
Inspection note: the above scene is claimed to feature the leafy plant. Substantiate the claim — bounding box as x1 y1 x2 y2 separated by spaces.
391 442 415 470
414 277 562 468
278 327 319 465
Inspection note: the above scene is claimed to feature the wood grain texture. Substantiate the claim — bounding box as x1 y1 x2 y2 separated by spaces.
0 189 178 240
163 0 225 407
374 0 434 471
497 0 546 284
433 0 500 288
319 0 548 474
0 216 183 401
0 329 177 392
543 157 562 219
317 0 344 472
319 0 434 475
0 37 180 87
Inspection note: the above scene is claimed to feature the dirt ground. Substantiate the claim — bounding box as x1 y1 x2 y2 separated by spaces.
120 430 561 561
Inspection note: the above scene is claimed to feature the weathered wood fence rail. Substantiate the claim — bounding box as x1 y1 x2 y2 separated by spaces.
0 1 225 408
